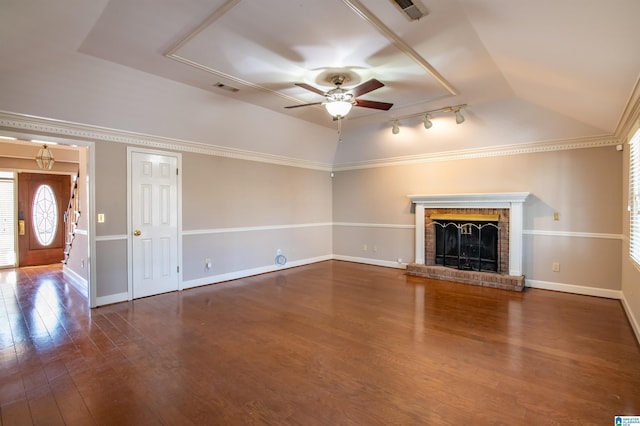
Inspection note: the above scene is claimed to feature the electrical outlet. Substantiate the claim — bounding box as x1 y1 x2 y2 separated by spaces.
80 259 85 268
97 213 105 223
553 212 560 221
276 249 282 255
552 262 560 272
373 245 377 252
205 258 212 269
363 244 367 251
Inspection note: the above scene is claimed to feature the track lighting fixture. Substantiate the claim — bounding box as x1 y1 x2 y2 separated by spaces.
392 120 400 135
390 104 467 134
423 114 432 129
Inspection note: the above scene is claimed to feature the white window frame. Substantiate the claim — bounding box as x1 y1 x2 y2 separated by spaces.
630 129 640 266
0 171 17 268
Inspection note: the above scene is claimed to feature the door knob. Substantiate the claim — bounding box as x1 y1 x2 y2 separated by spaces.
133 230 141 236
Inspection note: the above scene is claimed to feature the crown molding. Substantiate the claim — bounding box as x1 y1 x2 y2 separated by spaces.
0 111 332 171
616 76 640 141
332 134 620 171
0 110 627 173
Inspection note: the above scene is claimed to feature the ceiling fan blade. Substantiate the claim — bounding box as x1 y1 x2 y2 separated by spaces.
284 102 323 109
354 99 393 111
294 83 326 96
349 79 384 98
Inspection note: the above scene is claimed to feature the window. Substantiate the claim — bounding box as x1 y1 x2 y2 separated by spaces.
630 129 640 265
32 184 58 246
0 172 16 267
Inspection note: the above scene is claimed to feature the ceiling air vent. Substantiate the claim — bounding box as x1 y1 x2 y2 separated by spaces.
213 82 239 93
391 0 427 21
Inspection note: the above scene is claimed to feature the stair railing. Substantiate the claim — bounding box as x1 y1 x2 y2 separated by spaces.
63 172 81 264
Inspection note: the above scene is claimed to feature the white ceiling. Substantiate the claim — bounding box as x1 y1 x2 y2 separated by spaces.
76 0 640 131
1 0 640 164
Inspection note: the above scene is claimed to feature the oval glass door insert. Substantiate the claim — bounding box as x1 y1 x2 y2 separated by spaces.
32 184 58 246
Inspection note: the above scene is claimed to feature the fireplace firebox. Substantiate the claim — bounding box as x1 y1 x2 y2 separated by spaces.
433 215 499 272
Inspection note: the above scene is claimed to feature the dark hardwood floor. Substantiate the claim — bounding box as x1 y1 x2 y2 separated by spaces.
1 261 639 425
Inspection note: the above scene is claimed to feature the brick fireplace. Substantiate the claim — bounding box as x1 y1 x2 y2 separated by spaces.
407 193 530 291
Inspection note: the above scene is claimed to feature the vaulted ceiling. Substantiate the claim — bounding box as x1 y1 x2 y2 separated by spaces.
1 0 639 165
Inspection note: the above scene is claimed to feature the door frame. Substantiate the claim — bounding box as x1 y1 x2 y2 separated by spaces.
0 134 96 307
126 147 182 300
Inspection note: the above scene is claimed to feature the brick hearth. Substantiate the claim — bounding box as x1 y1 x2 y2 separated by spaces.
406 264 525 291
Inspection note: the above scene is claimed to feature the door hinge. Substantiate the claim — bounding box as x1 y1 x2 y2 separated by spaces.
176 168 179 176
177 266 180 273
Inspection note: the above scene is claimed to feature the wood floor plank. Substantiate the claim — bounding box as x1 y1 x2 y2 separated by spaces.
0 399 31 425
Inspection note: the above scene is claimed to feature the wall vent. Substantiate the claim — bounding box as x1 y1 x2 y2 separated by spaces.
213 82 239 93
391 0 427 21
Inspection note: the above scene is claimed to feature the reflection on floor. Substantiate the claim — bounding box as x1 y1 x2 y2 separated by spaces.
0 264 92 423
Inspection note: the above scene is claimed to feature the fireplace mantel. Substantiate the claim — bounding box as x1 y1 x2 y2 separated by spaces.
409 192 530 276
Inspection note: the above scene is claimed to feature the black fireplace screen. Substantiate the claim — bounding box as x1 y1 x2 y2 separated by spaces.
433 220 499 272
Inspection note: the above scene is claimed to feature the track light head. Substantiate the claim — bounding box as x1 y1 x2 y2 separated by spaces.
392 120 400 135
423 114 432 129
455 108 465 124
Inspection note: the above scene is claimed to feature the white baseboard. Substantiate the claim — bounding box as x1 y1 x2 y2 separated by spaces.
62 265 88 293
620 293 640 345
526 279 622 299
332 255 407 269
181 255 333 290
95 292 129 307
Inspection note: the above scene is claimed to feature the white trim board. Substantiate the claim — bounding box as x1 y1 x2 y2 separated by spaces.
182 255 332 289
95 292 129 307
97 227 622 240
523 230 623 240
63 266 88 293
95 235 128 241
332 254 407 269
333 222 415 229
621 293 640 345
183 222 332 236
525 279 622 299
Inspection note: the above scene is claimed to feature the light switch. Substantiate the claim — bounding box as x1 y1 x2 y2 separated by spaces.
98 213 105 223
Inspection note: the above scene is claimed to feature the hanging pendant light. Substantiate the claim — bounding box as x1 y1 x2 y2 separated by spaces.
35 145 55 170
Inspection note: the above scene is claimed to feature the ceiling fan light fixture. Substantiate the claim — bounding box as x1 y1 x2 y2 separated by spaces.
455 108 465 124
423 114 432 129
392 120 400 135
325 100 353 118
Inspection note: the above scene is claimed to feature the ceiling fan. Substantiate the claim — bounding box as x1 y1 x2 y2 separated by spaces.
285 75 393 119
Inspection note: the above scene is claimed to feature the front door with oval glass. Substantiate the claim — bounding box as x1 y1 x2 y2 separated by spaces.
17 173 71 266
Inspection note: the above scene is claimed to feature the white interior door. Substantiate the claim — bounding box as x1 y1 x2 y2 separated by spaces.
130 151 179 299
